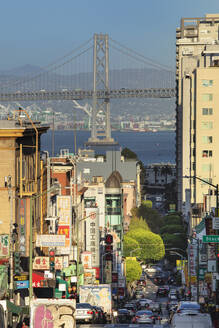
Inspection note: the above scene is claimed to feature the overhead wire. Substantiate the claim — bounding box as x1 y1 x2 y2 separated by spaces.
0 38 93 90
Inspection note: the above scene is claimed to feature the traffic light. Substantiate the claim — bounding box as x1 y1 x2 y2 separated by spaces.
49 249 55 272
14 252 21 275
105 234 113 244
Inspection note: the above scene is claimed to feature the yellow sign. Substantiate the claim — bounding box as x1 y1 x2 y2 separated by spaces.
126 257 137 261
190 276 197 284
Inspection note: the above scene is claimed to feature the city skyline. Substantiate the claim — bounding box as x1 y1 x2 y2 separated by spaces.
0 1 219 70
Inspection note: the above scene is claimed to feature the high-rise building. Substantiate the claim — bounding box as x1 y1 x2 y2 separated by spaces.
176 14 219 227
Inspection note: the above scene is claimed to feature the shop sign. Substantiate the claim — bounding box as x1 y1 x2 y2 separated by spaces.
212 217 219 230
85 208 99 268
18 199 26 255
36 235 65 247
199 268 207 280
208 260 216 272
84 269 96 285
56 196 72 255
16 280 29 289
14 274 29 281
0 235 9 257
81 252 92 269
207 244 216 260
188 243 197 276
33 256 63 270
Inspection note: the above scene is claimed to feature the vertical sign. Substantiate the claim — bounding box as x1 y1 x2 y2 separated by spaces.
85 208 99 268
188 242 197 280
18 199 26 255
0 235 9 257
57 196 72 255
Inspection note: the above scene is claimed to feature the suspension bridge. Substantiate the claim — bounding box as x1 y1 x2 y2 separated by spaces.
0 34 175 145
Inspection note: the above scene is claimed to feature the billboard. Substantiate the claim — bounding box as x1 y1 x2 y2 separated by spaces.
57 196 72 255
36 235 65 247
85 208 99 268
30 299 76 328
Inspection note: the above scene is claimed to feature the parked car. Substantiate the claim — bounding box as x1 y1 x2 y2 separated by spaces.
132 310 156 324
76 303 95 323
171 312 212 328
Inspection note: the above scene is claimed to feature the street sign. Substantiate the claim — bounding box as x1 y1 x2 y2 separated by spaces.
203 235 219 243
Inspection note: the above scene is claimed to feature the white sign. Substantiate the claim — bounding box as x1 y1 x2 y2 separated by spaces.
85 208 99 268
208 260 216 272
56 196 72 255
81 252 92 269
213 217 219 230
36 235 65 247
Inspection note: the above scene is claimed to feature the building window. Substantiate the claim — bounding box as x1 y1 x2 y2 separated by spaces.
201 122 213 129
202 80 213 87
202 136 213 144
202 94 213 101
202 108 213 115
202 164 212 172
202 150 212 157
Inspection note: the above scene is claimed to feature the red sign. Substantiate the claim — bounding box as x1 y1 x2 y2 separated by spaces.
58 225 70 239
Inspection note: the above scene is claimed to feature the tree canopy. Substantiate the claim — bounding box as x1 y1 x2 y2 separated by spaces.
129 216 149 231
123 235 141 258
126 228 165 262
125 259 142 283
131 204 163 234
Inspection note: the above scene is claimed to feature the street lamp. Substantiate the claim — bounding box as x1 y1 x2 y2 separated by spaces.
184 175 219 214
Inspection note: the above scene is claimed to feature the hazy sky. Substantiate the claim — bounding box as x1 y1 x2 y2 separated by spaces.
1 0 219 70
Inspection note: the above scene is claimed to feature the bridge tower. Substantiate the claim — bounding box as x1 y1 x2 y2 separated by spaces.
87 33 117 145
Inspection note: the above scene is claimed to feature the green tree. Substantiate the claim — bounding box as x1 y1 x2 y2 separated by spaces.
160 224 185 235
162 232 187 251
123 235 141 258
141 200 153 208
121 147 138 160
131 204 163 233
129 216 149 231
126 228 165 262
125 259 142 283
162 214 182 227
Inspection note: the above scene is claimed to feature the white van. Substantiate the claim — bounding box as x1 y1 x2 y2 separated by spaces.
171 312 212 328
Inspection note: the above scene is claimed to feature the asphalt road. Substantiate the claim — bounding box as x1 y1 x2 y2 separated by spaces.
77 271 171 328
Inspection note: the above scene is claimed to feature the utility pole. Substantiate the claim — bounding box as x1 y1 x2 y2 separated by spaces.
8 175 14 301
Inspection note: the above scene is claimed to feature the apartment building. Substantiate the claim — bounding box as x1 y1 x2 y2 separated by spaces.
176 14 219 225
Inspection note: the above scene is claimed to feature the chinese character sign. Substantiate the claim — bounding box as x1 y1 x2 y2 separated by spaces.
85 208 99 268
18 199 26 256
57 196 72 255
0 235 9 257
81 252 92 269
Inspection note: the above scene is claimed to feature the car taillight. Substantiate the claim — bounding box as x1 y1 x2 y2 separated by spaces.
135 316 140 319
87 310 93 314
95 311 98 314
151 316 154 319
177 310 181 313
